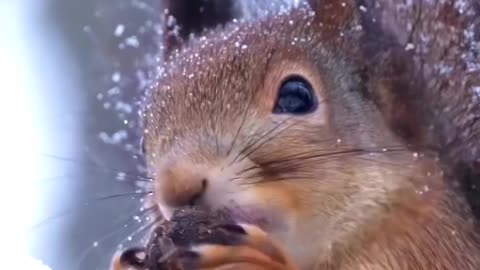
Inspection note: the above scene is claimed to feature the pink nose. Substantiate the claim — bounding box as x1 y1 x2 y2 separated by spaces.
154 161 209 214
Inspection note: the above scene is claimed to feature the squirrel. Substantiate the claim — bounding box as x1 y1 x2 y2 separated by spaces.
112 0 480 269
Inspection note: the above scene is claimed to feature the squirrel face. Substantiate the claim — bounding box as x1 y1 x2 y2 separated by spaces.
142 4 446 267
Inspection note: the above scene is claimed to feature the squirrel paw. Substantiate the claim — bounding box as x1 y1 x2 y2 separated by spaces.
178 223 298 270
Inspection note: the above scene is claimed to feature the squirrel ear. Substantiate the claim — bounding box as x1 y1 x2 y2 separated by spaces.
160 0 238 58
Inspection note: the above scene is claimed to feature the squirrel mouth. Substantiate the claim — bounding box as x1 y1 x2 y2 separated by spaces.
221 204 281 232
156 203 283 233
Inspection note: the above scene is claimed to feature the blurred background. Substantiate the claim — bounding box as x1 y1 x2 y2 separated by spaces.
0 1 162 269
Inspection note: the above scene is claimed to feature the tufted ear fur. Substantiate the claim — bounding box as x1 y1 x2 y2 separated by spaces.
159 0 239 59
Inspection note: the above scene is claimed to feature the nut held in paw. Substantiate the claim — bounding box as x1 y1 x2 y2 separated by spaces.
119 207 246 270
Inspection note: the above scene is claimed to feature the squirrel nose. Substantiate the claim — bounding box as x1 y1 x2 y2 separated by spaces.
155 163 209 215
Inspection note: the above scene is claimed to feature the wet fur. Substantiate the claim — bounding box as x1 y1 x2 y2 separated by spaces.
125 0 480 269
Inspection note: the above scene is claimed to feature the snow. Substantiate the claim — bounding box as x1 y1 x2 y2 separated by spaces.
111 72 121 83
473 86 480 98
99 130 128 145
405 43 415 51
125 36 140 48
454 0 467 14
115 101 133 114
114 24 125 37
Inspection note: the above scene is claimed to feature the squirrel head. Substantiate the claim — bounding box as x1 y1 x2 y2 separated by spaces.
141 0 454 267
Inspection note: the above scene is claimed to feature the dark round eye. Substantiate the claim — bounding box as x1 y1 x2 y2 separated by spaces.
272 76 317 114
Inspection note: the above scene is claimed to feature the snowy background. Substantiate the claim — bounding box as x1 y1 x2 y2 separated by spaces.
0 0 160 269
0 1 301 269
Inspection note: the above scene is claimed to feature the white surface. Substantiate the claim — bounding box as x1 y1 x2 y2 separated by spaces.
0 1 79 268
0 0 44 259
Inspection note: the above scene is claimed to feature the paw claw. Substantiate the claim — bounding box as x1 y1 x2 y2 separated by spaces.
119 247 146 268
215 223 247 235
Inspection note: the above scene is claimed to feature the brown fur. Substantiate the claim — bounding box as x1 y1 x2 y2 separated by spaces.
115 0 480 269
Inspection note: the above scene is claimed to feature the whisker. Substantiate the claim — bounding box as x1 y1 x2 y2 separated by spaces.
230 119 290 165
232 164 261 179
74 207 156 270
230 116 294 165
30 172 150 185
226 94 254 157
30 191 152 230
238 120 298 164
121 214 162 247
256 146 407 167
41 153 153 182
240 146 409 181
231 97 325 165
233 138 339 180
93 191 153 202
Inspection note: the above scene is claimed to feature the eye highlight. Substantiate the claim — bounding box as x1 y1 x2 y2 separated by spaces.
272 76 317 114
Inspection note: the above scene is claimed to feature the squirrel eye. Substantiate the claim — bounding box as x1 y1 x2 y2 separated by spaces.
272 76 317 114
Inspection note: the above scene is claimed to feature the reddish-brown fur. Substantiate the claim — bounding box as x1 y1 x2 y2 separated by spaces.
113 0 480 269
